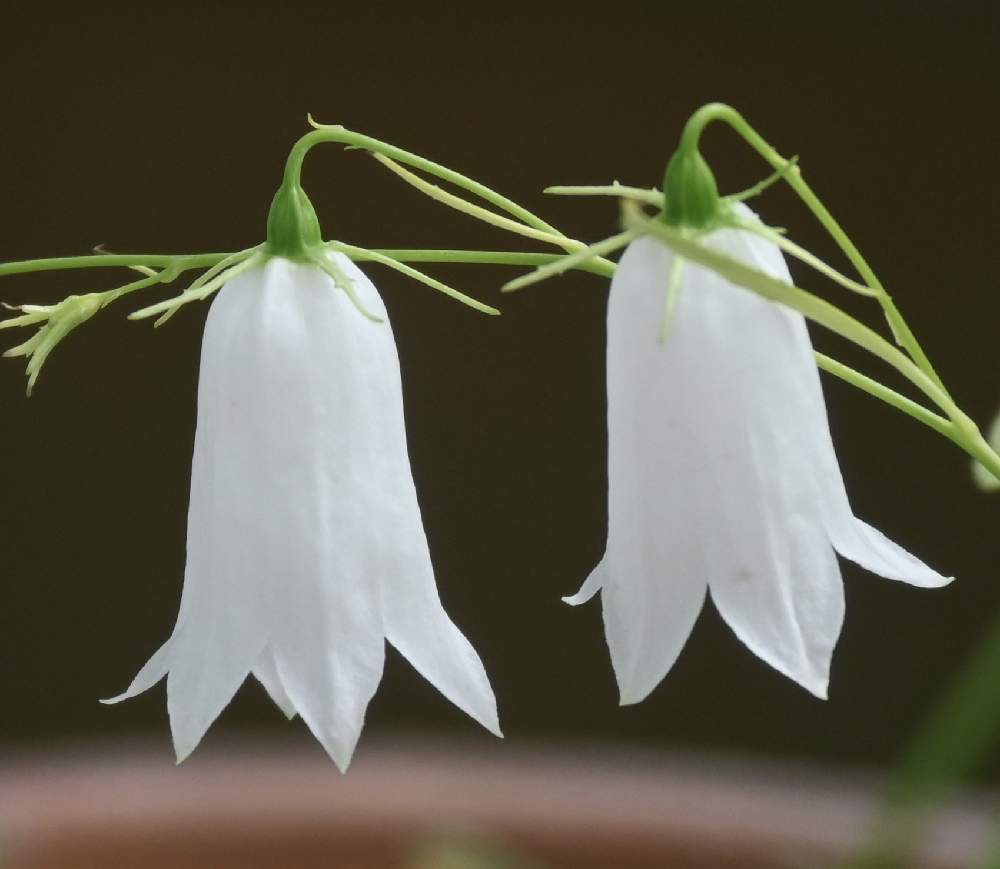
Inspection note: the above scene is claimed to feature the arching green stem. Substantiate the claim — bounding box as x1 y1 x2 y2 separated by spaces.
284 120 615 274
677 102 948 397
287 120 562 235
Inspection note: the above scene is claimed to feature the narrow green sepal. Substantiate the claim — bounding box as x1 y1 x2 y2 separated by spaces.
265 182 323 259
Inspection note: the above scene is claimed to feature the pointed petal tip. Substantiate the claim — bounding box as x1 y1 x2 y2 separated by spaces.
784 661 830 701
800 672 829 701
616 676 655 707
456 696 502 739
481 713 503 739
314 732 360 774
173 737 197 766
831 518 953 589
563 565 605 607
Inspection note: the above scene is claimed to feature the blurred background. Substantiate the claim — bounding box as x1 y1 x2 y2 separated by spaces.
0 1 996 866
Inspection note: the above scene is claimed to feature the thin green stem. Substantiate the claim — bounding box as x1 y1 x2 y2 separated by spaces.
328 243 500 315
729 156 799 202
368 249 613 275
973 411 1000 492
502 230 636 292
628 203 1000 481
544 184 665 207
289 120 562 235
129 253 264 322
629 203 947 408
373 153 581 250
0 253 230 278
152 247 261 326
815 353 955 442
100 273 170 307
678 102 949 397
730 218 881 298
285 121 618 274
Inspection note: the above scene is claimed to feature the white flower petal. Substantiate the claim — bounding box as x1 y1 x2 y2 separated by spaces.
166 623 267 764
100 638 173 704
708 518 844 700
183 254 397 770
596 236 720 704
272 606 385 773
601 567 708 705
825 515 952 588
650 223 846 695
108 252 498 765
594 203 942 700
382 523 501 736
562 565 604 606
308 257 502 737
253 647 296 720
725 212 952 590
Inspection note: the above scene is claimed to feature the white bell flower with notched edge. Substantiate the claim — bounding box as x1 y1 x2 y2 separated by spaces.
566 203 951 703
104 252 501 770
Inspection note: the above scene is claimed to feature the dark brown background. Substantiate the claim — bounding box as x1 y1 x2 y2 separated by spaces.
0 1 996 778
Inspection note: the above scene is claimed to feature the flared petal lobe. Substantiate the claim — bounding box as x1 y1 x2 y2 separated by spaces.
381 525 502 735
579 202 947 701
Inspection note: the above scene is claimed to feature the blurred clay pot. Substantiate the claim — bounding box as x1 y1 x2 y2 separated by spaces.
0 738 991 868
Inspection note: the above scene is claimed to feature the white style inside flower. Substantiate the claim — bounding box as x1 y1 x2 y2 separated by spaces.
104 253 500 770
567 204 951 703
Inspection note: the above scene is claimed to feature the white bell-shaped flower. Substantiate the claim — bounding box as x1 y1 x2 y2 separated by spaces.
105 253 501 770
567 205 951 702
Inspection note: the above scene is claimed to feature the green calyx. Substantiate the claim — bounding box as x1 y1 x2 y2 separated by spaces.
662 146 721 230
661 103 735 230
265 181 323 259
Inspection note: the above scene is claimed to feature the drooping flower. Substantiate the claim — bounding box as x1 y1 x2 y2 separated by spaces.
566 203 951 702
104 253 501 769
